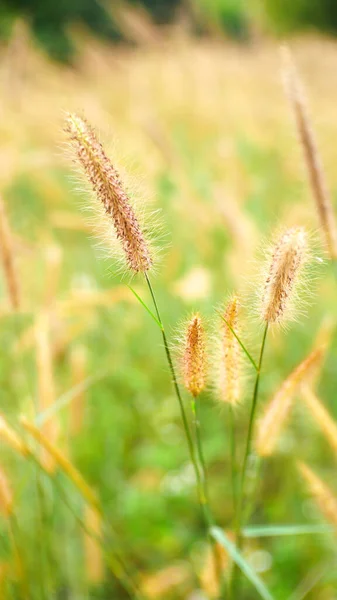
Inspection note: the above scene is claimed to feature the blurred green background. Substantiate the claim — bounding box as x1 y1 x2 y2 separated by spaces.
1 0 337 60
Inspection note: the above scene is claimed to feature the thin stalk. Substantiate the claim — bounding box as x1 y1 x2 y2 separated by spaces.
230 322 268 598
144 274 223 590
229 405 238 517
8 513 29 599
144 274 203 501
192 397 222 586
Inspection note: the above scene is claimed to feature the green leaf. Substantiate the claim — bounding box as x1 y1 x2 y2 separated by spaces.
216 310 258 371
210 526 275 600
243 524 333 538
127 284 162 329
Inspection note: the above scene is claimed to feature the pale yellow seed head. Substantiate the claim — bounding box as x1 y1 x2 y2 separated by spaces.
182 315 206 398
282 46 337 260
217 297 241 405
261 227 308 325
64 113 153 274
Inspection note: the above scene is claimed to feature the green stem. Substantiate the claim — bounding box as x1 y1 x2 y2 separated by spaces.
8 513 29 599
192 397 222 587
230 322 268 598
144 274 203 502
144 274 223 589
229 405 238 518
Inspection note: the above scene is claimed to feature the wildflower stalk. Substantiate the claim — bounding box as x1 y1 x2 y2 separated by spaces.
230 322 268 598
144 274 222 584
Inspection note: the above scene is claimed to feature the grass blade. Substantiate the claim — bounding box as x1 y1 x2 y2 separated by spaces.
36 370 109 426
127 284 162 329
244 524 333 538
216 310 258 371
210 526 275 600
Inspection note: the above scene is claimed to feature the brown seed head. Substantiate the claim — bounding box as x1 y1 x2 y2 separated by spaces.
256 348 323 457
65 113 152 273
282 47 337 260
261 227 308 324
183 314 206 398
217 297 241 405
298 461 337 530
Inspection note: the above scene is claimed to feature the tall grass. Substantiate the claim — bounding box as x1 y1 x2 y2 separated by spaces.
1 34 337 600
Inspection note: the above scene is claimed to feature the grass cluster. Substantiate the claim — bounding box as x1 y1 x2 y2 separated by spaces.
0 31 337 600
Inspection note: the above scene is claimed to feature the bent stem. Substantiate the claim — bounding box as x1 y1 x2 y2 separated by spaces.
145 274 223 589
230 322 268 598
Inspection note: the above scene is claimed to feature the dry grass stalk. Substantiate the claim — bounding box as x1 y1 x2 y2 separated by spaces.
0 198 20 310
200 541 229 598
298 461 337 529
35 313 59 472
261 227 308 324
256 348 323 456
217 296 241 405
84 505 104 584
0 415 29 457
70 345 87 436
301 386 337 455
0 467 13 517
20 416 99 510
282 47 337 260
65 113 153 273
182 314 206 398
44 244 62 308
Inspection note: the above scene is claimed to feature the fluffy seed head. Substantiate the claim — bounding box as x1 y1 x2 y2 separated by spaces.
261 227 309 324
298 461 337 530
182 314 206 398
64 113 153 273
256 348 323 457
282 47 337 260
217 297 241 405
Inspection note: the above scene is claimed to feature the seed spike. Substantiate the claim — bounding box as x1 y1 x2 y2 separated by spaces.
65 113 152 273
182 314 206 398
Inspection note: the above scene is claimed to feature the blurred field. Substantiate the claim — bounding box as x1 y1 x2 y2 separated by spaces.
1 27 337 599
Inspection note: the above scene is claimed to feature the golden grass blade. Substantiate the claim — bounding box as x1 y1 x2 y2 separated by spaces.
256 348 323 457
0 415 29 457
20 417 99 511
0 197 20 311
301 386 337 455
0 467 13 517
298 461 337 529
84 505 104 584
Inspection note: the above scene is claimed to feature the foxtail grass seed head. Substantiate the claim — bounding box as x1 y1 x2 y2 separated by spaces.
217 297 241 405
0 468 13 518
64 113 153 273
282 47 337 261
261 227 309 325
256 348 323 457
182 314 206 398
298 461 337 530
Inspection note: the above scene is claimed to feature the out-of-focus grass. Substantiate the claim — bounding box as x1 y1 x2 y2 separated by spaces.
1 27 337 598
